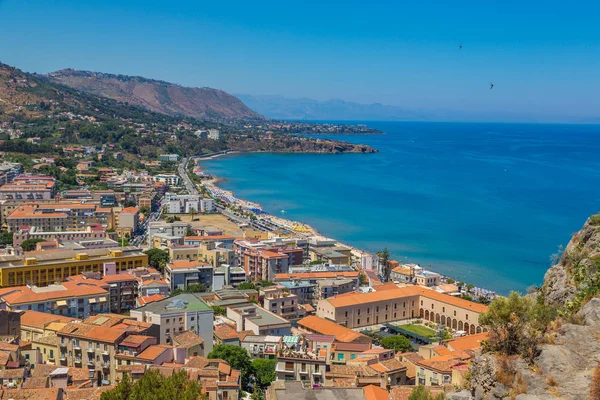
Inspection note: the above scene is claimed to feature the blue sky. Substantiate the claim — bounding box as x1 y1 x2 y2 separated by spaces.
1 0 599 121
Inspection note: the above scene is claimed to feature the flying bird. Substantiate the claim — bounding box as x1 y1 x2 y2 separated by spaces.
459 44 463 50
490 83 494 90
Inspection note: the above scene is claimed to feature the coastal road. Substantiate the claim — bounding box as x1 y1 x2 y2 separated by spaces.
178 158 198 195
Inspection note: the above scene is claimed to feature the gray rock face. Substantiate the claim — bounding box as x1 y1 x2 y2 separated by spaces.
469 353 497 395
579 297 600 325
449 391 473 400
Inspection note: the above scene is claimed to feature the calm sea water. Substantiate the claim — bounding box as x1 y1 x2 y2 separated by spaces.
202 122 600 294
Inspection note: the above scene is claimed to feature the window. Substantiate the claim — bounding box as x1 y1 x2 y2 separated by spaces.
357 309 360 315
420 300 423 306
179 317 183 322
385 305 388 311
394 303 397 309
454 311 457 316
367 317 369 323
403 311 406 317
403 302 406 308
285 362 294 371
442 307 445 313
394 313 396 319
367 308 370 313
376 306 379 312
314 365 319 372
166 319 170 324
166 329 170 333
357 319 360 325
466 314 469 320
345 311 348 317
431 304 434 309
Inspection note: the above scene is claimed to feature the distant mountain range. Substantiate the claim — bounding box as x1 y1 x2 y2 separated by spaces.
236 94 423 121
46 69 265 123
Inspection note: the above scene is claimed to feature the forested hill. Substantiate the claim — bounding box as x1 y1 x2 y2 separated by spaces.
46 69 265 123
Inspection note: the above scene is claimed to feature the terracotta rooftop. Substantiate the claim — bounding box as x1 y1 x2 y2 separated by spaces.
325 286 488 313
173 330 204 348
298 316 371 343
0 282 108 305
363 385 390 400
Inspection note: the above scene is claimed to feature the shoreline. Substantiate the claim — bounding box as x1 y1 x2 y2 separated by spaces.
192 153 498 299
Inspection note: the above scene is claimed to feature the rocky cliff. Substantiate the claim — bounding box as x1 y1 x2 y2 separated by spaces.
46 69 265 123
460 213 600 400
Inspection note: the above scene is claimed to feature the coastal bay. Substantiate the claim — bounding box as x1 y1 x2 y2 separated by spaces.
202 121 600 294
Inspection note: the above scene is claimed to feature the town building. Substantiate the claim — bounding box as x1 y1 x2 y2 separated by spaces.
153 174 181 186
316 285 488 334
130 294 214 353
297 316 372 344
6 203 113 232
0 247 148 288
147 221 190 243
159 154 179 162
208 129 220 140
117 207 140 234
0 280 109 318
165 193 201 214
240 335 280 359
0 162 23 185
12 224 107 247
0 175 57 201
227 303 292 336
165 260 214 292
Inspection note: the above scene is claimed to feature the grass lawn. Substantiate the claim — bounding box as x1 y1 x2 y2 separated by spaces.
400 324 437 338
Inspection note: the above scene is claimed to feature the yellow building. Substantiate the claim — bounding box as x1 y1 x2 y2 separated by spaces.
20 310 80 364
0 247 147 288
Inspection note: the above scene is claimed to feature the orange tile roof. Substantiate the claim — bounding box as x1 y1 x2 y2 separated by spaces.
363 385 390 400
214 325 240 341
445 332 489 353
136 345 171 361
20 310 79 329
59 323 127 343
298 316 371 343
138 294 166 306
100 273 137 283
432 345 453 356
172 330 204 348
0 282 108 305
417 354 468 373
120 207 139 214
260 250 288 259
326 286 488 313
119 335 154 347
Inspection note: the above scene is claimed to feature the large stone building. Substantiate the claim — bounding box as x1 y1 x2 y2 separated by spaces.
6 203 113 232
316 285 488 334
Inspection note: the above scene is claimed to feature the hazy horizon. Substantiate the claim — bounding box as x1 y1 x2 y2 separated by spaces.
1 0 599 123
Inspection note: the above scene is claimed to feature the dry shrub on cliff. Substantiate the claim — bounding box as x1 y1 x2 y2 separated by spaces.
480 292 557 363
510 373 527 398
495 355 518 387
590 363 600 400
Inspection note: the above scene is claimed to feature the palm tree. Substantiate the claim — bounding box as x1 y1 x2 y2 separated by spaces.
376 248 390 282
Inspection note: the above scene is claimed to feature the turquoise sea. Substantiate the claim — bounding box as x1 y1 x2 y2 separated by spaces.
202 122 600 294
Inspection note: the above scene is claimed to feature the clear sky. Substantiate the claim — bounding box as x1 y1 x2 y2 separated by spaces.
1 0 599 122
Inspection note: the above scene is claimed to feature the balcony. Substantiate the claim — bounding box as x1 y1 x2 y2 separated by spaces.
87 348 95 353
102 350 109 356
275 366 294 373
74 345 81 351
74 358 82 364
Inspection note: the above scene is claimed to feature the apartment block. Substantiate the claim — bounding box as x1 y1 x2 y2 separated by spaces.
6 203 113 232
0 281 109 318
130 293 214 353
0 175 57 201
165 260 214 292
13 224 107 246
0 247 148 288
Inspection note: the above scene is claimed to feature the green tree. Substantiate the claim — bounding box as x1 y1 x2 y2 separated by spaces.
251 359 277 388
208 344 252 387
144 248 170 271
212 306 226 316
359 273 368 286
237 282 257 290
172 283 206 296
377 248 391 281
446 278 455 284
100 370 201 400
259 280 273 287
139 206 150 216
21 238 45 251
380 335 413 353
408 385 445 400
0 231 13 246
480 291 556 362
466 283 475 291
